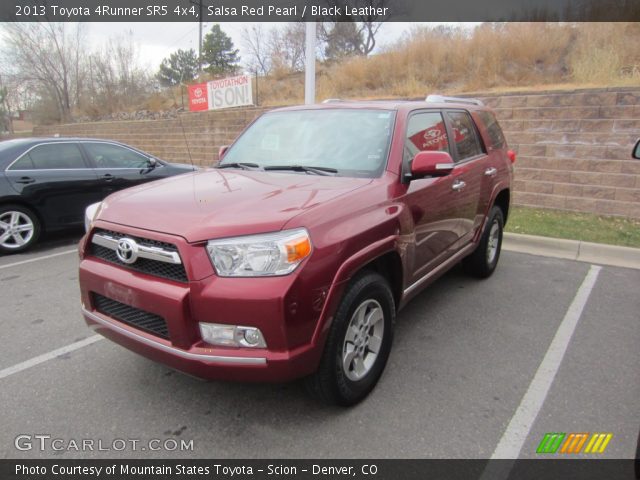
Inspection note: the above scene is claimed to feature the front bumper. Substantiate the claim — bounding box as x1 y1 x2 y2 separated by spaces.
83 307 320 382
79 226 329 383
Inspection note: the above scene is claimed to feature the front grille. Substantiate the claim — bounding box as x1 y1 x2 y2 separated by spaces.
89 229 188 283
92 293 169 339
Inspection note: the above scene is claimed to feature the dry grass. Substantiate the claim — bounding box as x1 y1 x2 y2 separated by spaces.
254 23 640 105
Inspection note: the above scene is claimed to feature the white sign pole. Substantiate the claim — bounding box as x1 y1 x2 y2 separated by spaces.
304 22 316 105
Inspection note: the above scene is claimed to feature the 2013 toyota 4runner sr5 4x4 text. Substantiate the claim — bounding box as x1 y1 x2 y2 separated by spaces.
78 96 514 406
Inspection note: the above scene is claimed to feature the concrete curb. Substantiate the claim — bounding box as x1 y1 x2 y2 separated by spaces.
502 233 640 270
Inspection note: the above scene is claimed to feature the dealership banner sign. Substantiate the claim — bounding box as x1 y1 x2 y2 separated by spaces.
188 76 253 112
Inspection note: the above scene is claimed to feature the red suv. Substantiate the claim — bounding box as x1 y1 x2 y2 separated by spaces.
79 96 514 406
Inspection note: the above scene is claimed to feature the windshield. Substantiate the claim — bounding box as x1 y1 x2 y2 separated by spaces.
220 109 395 177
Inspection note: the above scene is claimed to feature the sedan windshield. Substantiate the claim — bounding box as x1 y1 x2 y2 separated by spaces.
220 109 395 177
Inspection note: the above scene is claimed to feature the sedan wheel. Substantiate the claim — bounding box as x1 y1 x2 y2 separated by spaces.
0 206 40 253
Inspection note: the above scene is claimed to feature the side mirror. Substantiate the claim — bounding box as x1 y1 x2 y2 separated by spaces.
140 156 157 174
633 139 640 159
218 145 229 161
410 151 455 179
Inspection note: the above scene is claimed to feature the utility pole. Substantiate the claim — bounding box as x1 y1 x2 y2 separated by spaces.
190 0 204 73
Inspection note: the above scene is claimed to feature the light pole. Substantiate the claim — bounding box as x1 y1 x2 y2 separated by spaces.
304 22 316 105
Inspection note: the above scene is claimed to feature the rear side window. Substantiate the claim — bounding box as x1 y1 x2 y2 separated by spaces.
9 154 35 170
404 112 450 162
444 111 483 161
477 111 506 150
9 143 86 170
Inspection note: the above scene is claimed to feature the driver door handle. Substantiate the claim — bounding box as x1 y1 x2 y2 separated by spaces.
452 179 466 191
102 173 114 182
15 176 35 184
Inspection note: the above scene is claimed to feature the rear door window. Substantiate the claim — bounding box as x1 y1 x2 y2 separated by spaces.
444 111 484 162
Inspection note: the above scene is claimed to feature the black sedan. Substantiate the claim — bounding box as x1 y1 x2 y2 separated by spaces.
0 137 197 253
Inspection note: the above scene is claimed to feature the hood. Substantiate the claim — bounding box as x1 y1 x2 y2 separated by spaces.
98 169 372 242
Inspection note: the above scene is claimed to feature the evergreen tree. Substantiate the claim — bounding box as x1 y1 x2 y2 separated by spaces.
323 21 364 61
157 48 199 87
201 24 240 76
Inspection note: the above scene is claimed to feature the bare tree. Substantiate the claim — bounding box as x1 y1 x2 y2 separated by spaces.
268 23 308 73
0 77 13 133
242 24 271 75
88 32 149 115
1 23 87 122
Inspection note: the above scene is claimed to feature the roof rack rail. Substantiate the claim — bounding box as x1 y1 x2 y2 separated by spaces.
425 95 484 106
322 98 344 103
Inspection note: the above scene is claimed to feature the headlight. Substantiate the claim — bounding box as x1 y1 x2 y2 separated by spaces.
206 228 312 277
84 202 103 232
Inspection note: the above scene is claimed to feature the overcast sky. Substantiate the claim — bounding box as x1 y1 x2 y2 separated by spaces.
87 22 440 72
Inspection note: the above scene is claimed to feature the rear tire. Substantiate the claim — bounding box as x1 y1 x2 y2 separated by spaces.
305 271 395 406
463 205 504 278
0 204 41 254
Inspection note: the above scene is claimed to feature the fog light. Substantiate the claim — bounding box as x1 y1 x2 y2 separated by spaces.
199 323 267 348
243 329 261 346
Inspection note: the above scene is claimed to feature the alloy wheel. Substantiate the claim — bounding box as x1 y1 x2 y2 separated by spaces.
0 211 35 250
342 299 385 382
486 220 500 265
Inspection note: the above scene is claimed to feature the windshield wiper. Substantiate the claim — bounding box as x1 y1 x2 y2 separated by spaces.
263 165 338 176
216 162 260 170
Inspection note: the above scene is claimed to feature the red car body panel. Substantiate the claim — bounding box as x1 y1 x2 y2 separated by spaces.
78 100 513 382
97 169 373 246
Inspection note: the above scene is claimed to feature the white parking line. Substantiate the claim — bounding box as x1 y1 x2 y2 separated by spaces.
0 335 103 380
490 264 602 459
0 249 77 270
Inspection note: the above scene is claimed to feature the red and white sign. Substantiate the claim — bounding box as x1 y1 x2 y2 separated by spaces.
208 75 253 110
188 75 253 112
409 122 465 152
188 83 209 112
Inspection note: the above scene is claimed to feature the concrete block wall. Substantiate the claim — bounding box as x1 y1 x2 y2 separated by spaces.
35 106 272 168
479 88 640 218
34 87 640 218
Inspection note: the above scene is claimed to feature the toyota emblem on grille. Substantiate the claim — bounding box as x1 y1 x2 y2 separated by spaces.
116 238 138 264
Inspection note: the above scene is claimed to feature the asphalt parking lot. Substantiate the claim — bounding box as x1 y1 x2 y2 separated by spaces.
1 233 638 460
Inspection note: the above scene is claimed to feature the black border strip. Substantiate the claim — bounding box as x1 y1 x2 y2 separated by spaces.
1 0 639 22
1 459 638 480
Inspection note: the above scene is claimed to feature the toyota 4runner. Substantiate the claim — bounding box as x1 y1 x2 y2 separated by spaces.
79 96 514 406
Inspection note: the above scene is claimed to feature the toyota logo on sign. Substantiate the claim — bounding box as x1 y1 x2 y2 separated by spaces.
116 238 138 264
194 87 203 98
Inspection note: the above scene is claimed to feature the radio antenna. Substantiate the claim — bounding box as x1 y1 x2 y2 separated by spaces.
177 112 195 169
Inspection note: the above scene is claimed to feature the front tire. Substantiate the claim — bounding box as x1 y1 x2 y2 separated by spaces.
0 205 41 254
305 271 395 406
463 205 504 278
